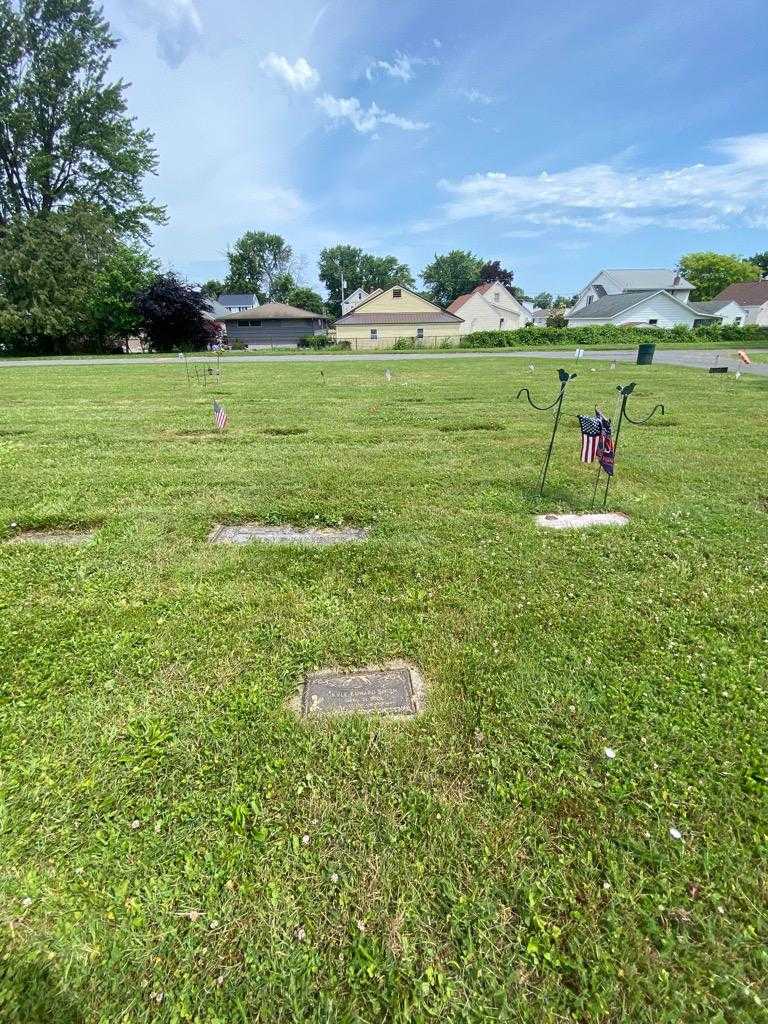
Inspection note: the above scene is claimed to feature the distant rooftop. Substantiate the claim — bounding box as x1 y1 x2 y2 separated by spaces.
602 269 693 291
714 280 768 305
218 293 258 306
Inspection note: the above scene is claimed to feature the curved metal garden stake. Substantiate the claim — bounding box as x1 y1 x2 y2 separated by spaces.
602 382 666 508
516 368 577 497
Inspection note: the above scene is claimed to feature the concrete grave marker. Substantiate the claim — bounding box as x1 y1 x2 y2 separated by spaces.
7 528 96 546
535 512 629 530
294 662 425 718
208 523 369 546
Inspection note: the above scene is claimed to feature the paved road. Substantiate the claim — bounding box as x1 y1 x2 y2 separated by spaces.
1 348 766 375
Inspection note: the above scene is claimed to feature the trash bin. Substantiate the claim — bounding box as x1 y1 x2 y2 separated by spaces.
637 342 656 365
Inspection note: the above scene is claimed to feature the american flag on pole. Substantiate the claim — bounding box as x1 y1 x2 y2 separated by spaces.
213 399 229 431
579 410 614 474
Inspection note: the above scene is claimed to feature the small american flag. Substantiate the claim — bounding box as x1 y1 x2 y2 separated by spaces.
579 410 613 474
213 399 229 431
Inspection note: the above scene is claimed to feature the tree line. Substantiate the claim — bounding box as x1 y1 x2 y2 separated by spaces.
0 0 765 356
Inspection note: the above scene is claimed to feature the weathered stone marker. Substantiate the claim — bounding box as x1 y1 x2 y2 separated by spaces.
208 523 369 545
535 512 629 530
296 663 425 718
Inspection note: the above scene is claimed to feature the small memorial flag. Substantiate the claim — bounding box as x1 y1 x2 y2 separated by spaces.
574 347 585 360
213 399 229 431
738 349 752 365
579 410 613 474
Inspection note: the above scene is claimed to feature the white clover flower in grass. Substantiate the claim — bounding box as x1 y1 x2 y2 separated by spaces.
295 926 306 941
21 897 32 907
603 747 616 759
130 819 141 830
669 827 683 840
302 834 310 846
330 873 339 884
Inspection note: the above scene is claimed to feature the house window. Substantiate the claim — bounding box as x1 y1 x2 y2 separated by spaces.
392 288 402 298
499 319 504 329
416 328 424 339
494 292 500 303
370 329 378 340
587 295 594 305
734 317 742 325
648 319 658 325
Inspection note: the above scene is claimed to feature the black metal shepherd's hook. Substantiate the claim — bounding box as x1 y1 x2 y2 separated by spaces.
516 368 577 497
599 382 666 508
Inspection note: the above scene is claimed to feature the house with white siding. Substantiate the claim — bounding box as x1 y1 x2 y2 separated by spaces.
567 290 719 329
218 293 259 313
446 281 532 332
689 299 746 325
570 269 693 315
712 281 768 325
341 287 371 316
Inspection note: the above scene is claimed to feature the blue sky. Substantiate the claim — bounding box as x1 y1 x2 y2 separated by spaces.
102 0 768 298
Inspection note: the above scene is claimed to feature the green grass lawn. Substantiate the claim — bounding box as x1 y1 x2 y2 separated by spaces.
1 358 766 1023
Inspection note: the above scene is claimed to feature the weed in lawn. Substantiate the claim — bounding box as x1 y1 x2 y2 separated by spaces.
438 421 505 432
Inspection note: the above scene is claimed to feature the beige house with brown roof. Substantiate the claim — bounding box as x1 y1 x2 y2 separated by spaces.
332 284 463 348
713 280 768 325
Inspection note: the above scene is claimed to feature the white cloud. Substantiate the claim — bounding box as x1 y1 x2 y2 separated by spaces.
365 51 438 83
432 134 768 234
246 184 307 219
433 38 442 49
315 94 429 133
260 53 320 92
461 88 494 105
131 0 203 68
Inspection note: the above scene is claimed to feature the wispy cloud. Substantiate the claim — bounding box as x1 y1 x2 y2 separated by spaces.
246 184 308 219
429 134 768 233
365 51 438 83
132 0 203 68
316 94 429 133
461 88 494 105
259 53 320 91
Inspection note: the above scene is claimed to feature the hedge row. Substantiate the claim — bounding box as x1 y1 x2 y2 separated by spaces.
460 322 768 348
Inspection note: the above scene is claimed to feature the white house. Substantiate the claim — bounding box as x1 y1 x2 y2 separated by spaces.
218 293 259 313
689 299 747 325
446 281 532 332
571 269 694 315
713 281 768 325
341 287 371 316
567 290 719 329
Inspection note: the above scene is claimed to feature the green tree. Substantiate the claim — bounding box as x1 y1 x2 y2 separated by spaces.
270 270 296 303
285 286 325 315
546 310 568 328
553 295 573 309
201 279 225 300
747 252 768 277
0 205 155 354
0 0 164 238
421 250 483 308
318 245 414 316
678 252 761 301
224 231 293 302
532 291 553 309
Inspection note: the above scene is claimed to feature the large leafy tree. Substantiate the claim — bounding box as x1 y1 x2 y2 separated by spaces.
0 203 155 354
532 291 554 309
224 231 293 302
421 249 484 308
678 252 761 301
201 279 225 300
479 260 515 289
285 285 324 315
0 0 164 238
747 252 768 277
135 273 216 352
318 245 414 316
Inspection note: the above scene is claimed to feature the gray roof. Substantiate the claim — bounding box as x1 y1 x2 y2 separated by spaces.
334 311 463 326
568 290 719 320
204 297 229 317
221 302 327 322
218 293 258 306
689 300 732 315
602 269 693 291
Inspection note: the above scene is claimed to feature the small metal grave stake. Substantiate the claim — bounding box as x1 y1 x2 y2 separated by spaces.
593 382 665 509
516 368 577 497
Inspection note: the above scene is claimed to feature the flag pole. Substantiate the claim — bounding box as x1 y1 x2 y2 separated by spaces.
516 368 577 498
601 383 666 509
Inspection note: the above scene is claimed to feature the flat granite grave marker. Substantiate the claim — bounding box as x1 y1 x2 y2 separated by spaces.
535 512 629 530
208 523 369 546
294 663 425 718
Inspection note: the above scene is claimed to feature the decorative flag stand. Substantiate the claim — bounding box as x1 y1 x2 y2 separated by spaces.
516 368 577 497
589 382 665 509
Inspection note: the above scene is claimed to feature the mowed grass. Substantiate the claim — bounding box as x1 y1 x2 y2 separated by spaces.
0 358 766 1023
